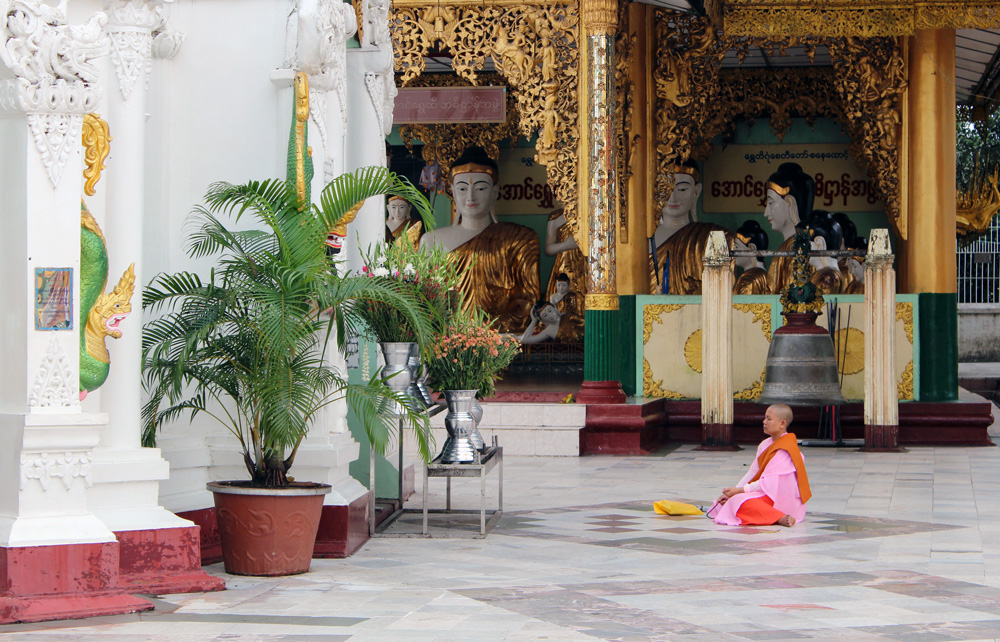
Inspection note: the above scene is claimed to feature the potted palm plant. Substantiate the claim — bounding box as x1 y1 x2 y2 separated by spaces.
141 167 435 576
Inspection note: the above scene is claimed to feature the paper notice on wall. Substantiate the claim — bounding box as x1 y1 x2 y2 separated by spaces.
702 144 884 213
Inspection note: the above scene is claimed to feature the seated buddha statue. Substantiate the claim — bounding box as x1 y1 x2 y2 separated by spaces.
800 210 846 295
420 146 540 333
745 162 816 295
833 212 865 294
385 195 422 249
547 272 583 341
648 160 733 295
732 220 770 295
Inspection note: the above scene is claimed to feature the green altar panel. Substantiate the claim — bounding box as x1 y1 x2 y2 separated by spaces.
585 308 622 383
918 292 958 401
636 294 920 401
619 295 637 396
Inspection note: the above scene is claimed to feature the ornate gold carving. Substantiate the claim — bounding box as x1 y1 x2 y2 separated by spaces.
81 114 111 197
614 1 635 245
585 292 619 311
644 357 684 398
832 327 866 376
390 3 580 241
827 37 907 238
581 0 617 32
642 303 683 343
734 368 765 400
896 301 914 345
958 166 1000 236
717 1 1000 38
684 328 702 373
733 302 772 339
652 13 905 236
898 360 914 400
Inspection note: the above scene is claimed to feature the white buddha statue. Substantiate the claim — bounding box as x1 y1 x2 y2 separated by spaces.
385 195 421 247
420 146 540 333
649 160 732 295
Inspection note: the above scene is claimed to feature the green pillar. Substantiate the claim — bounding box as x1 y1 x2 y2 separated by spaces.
617 295 637 395
584 308 622 382
918 292 958 401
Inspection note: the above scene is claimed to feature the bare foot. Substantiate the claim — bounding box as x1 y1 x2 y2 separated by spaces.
776 515 796 527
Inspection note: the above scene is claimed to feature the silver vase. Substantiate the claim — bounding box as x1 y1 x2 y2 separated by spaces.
439 390 480 463
469 397 486 451
405 344 431 409
379 342 416 415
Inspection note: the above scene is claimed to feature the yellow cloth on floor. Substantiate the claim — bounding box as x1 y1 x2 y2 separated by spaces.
653 500 704 516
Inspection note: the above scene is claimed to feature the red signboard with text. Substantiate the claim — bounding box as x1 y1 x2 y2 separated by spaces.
393 86 507 124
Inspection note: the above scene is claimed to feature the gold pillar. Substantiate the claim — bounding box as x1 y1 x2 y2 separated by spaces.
903 29 956 294
580 0 619 312
616 3 654 296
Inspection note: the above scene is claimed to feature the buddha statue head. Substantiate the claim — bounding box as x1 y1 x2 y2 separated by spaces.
661 159 702 225
554 272 571 296
763 162 814 240
386 195 413 235
832 212 859 250
450 145 500 227
532 300 561 325
734 219 769 271
799 210 844 271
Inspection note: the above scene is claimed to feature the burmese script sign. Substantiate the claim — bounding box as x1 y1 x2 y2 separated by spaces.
393 87 507 124
496 150 560 216
703 144 883 213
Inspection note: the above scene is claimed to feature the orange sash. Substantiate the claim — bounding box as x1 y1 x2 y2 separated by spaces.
748 433 812 503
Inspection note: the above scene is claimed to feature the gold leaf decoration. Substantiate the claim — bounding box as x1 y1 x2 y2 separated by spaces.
733 302 772 339
652 12 905 237
958 167 1000 236
82 114 111 197
896 301 913 345
642 303 684 344
898 360 914 400
643 357 684 398
684 328 702 373
832 327 865 376
734 368 765 400
390 2 581 244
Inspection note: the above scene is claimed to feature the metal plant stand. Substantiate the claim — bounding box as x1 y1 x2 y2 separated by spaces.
369 413 503 539
422 442 503 538
369 403 446 538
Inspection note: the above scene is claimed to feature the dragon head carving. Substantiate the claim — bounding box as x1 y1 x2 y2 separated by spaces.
87 263 135 347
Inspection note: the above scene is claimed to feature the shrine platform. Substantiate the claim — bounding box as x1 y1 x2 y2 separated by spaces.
466 380 997 457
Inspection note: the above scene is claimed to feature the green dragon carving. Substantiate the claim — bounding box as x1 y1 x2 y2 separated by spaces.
80 201 135 400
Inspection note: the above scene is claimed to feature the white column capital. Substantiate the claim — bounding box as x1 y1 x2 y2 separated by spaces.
106 0 172 100
0 0 106 186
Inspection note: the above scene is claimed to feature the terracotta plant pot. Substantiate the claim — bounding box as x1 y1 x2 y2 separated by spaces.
207 481 332 576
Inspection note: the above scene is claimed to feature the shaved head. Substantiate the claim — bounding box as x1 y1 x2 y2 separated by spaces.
769 403 793 426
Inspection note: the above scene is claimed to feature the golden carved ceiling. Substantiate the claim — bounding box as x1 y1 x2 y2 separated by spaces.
651 12 908 237
708 1 1000 37
389 0 581 242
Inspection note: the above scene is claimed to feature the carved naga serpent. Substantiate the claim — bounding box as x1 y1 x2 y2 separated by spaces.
79 201 135 400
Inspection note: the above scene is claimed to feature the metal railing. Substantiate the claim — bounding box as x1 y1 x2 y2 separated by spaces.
957 217 1000 303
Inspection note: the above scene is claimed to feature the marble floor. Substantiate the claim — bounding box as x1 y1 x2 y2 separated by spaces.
8 425 1000 641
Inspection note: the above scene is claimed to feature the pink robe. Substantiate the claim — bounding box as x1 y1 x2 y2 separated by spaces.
711 436 807 526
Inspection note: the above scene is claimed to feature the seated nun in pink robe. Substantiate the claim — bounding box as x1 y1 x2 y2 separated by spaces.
709 404 811 527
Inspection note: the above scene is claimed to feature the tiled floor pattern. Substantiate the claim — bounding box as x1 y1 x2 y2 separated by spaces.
6 439 1000 641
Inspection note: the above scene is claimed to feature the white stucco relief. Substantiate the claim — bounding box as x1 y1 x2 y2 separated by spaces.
0 0 107 186
20 452 93 491
107 0 171 100
29 337 78 409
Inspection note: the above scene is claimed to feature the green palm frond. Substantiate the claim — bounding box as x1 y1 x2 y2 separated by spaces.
142 168 436 486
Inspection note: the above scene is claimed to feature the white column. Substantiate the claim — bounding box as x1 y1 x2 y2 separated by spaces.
700 231 736 449
87 0 191 532
0 0 117 549
863 228 899 450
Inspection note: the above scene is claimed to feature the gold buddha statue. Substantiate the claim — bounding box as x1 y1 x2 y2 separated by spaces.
386 195 422 249
732 220 770 295
649 161 734 295
420 146 540 333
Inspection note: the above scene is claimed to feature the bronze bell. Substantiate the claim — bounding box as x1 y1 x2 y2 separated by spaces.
757 312 847 406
